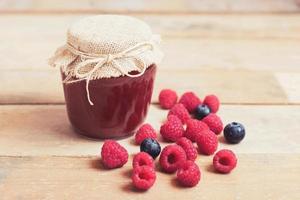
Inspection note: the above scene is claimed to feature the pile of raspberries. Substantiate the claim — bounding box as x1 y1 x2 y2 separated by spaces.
101 90 238 190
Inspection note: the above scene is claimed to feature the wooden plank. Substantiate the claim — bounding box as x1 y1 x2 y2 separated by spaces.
0 15 299 104
0 69 63 104
2 37 300 71
161 38 300 72
0 69 291 104
275 72 300 102
0 154 299 200
2 14 300 40
155 69 291 104
0 105 300 156
0 0 299 13
148 14 300 39
1 14 300 71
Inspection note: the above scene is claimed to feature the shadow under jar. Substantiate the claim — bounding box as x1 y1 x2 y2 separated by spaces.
62 65 156 139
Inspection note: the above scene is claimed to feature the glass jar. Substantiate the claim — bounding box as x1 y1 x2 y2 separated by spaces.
62 65 156 138
49 15 163 139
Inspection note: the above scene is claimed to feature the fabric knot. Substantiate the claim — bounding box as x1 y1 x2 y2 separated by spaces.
105 54 114 64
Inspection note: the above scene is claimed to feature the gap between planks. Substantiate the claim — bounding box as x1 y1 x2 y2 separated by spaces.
0 0 299 14
1 102 300 106
0 152 297 159
1 10 300 15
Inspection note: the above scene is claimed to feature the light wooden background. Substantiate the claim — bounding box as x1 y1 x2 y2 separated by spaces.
0 0 300 199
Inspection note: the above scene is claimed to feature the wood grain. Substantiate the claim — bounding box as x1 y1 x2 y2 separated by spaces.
0 0 299 13
1 15 300 104
0 69 292 104
275 72 300 102
3 37 300 72
1 15 300 71
2 14 300 40
0 154 299 200
0 104 299 156
0 1 299 199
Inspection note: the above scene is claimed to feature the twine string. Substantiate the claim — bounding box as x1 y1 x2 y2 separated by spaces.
63 42 154 105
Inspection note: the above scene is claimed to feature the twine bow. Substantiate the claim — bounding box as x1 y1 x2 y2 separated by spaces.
64 42 154 105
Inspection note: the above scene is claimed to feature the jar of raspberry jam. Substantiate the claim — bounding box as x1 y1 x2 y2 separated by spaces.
49 15 163 139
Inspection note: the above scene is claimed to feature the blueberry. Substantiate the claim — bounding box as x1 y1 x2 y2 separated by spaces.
224 122 245 144
194 104 210 120
140 138 161 159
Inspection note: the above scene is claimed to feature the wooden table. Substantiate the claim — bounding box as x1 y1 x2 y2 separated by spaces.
0 1 300 199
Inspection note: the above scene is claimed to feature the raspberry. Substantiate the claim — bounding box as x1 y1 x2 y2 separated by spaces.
159 89 178 109
176 137 197 161
195 130 218 155
203 94 220 113
179 92 201 113
132 152 155 169
213 149 237 173
132 166 156 190
168 103 190 124
185 119 209 142
101 140 128 169
159 144 187 173
135 123 157 145
160 115 184 142
176 161 201 187
202 113 223 135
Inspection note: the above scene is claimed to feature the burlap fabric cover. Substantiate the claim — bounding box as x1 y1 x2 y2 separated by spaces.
49 15 163 105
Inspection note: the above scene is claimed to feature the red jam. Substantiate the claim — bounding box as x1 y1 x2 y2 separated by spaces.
62 65 156 139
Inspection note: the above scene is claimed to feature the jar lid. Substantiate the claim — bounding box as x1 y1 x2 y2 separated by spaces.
68 15 153 54
49 15 163 80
